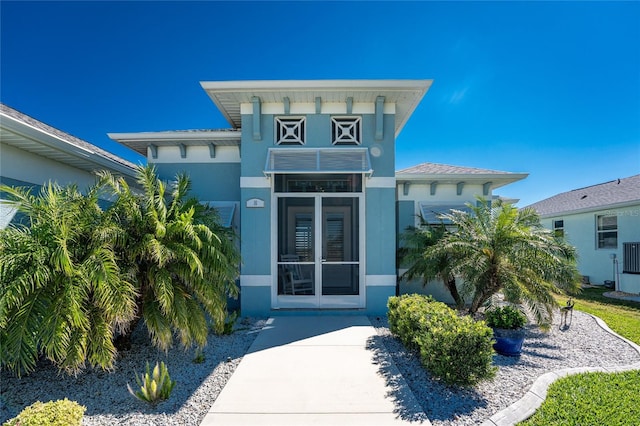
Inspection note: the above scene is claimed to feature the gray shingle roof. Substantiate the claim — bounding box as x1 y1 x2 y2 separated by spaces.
525 174 640 217
1 103 137 171
396 162 517 175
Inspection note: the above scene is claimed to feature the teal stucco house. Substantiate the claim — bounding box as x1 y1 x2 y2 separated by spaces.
109 80 527 316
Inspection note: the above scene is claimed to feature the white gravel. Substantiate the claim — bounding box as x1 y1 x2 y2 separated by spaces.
369 310 640 425
2 311 638 425
0 318 266 426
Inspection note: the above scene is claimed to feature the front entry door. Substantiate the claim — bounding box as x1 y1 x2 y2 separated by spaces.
276 195 362 308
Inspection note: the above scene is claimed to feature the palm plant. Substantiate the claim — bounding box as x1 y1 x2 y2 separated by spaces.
428 199 581 329
399 221 465 308
0 182 136 376
100 165 240 350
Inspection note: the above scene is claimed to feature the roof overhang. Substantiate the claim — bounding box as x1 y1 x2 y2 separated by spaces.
200 79 433 137
1 111 137 179
395 172 529 189
108 130 242 156
536 200 640 219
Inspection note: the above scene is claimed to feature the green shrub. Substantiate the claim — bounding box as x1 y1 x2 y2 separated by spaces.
3 398 85 426
127 361 176 404
388 294 496 386
485 305 527 329
388 294 438 350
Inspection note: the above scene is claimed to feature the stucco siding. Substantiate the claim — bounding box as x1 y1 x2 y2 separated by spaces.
396 200 415 238
153 162 241 202
240 187 271 275
365 286 395 315
1 143 101 190
542 204 640 293
365 187 396 276
239 285 271 317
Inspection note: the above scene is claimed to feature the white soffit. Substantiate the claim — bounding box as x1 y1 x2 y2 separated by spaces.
200 80 433 137
1 105 137 178
108 130 241 156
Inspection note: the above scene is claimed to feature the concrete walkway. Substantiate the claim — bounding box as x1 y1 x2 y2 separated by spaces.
200 316 427 426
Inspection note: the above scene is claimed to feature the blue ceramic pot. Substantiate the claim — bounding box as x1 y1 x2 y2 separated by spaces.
492 328 525 357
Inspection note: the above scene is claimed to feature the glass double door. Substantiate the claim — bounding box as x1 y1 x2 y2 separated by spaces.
277 195 361 308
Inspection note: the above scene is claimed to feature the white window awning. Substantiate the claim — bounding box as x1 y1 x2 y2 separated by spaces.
419 203 472 224
264 148 372 174
0 200 19 230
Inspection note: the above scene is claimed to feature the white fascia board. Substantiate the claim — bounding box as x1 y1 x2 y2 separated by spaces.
2 113 95 155
201 79 432 91
3 114 138 178
396 172 528 184
538 200 640 219
107 130 241 142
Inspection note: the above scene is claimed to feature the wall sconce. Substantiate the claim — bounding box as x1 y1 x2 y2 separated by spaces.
403 181 410 196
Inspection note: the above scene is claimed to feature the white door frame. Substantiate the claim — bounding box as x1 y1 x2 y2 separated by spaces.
271 192 365 309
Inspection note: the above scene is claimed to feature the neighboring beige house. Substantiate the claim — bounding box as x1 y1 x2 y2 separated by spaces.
0 103 139 228
526 175 640 294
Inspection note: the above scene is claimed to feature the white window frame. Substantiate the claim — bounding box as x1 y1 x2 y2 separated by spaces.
553 219 564 238
596 214 617 249
331 116 362 145
275 116 306 145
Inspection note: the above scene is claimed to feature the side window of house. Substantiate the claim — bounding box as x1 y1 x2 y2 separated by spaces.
331 116 361 145
275 117 306 145
596 214 617 249
553 219 564 237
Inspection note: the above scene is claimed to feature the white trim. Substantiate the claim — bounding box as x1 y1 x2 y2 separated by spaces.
240 177 271 188
150 145 240 163
539 201 640 219
366 275 397 286
241 102 396 115
272 192 366 309
240 275 272 287
366 177 396 188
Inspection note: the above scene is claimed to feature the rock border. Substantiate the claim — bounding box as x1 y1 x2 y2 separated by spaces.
480 313 640 426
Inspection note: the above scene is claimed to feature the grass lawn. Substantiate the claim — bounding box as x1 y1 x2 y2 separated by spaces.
556 287 640 345
521 370 640 426
520 287 640 425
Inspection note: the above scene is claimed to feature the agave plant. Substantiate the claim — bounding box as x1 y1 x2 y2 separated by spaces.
128 361 176 404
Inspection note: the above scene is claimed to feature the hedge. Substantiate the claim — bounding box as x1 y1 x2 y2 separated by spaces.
3 399 85 426
388 294 496 386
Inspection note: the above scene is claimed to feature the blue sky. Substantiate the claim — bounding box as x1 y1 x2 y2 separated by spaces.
1 1 638 206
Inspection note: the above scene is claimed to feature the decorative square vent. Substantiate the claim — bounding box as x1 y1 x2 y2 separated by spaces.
275 117 306 145
331 116 361 145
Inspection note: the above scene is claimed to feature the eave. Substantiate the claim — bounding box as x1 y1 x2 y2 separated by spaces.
200 79 433 137
108 130 242 156
1 111 138 179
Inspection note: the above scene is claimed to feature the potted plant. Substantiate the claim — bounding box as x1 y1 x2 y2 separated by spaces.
485 305 527 356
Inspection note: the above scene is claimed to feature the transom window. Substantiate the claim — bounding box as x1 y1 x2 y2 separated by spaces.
275 174 362 193
331 116 361 145
275 117 306 145
596 215 617 249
